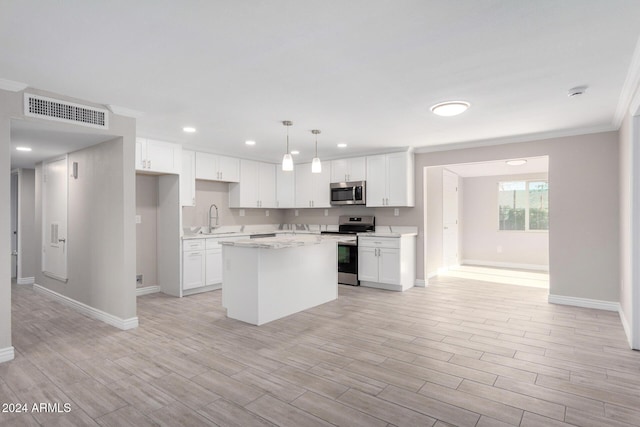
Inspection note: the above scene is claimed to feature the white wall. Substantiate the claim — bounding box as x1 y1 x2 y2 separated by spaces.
18 169 36 282
425 166 444 277
461 173 549 269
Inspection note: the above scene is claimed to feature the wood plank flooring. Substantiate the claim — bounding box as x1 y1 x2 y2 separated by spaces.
1 275 639 426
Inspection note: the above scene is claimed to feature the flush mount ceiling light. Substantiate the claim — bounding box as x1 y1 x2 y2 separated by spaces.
183 126 196 133
311 129 322 174
291 150 300 155
245 140 256 146
337 143 347 148
282 120 294 171
16 146 32 151
430 101 470 117
506 159 527 166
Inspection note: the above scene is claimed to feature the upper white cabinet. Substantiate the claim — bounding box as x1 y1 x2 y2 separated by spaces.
180 150 196 207
276 168 295 208
195 152 240 183
136 138 182 174
366 151 414 207
330 157 366 183
229 160 277 208
295 163 331 208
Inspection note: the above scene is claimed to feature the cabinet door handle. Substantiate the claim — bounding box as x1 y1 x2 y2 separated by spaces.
189 252 202 256
148 160 151 169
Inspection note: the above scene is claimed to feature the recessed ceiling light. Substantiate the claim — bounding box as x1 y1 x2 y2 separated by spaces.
183 126 196 133
430 101 470 117
245 140 256 146
16 146 32 152
291 150 300 155
506 159 527 166
568 86 587 97
337 143 347 148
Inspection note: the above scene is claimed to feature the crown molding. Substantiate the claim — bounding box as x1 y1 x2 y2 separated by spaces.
614 35 640 126
414 124 617 154
0 78 28 92
106 104 144 118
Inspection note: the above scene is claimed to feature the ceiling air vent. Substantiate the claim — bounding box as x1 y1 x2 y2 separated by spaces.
24 93 109 129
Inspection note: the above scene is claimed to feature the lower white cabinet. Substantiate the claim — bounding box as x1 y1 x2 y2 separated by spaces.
183 240 205 291
358 235 415 291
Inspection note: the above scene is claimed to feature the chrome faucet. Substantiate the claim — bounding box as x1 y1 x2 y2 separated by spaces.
208 204 219 232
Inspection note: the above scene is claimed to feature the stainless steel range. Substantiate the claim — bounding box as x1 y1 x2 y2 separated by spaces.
321 215 375 286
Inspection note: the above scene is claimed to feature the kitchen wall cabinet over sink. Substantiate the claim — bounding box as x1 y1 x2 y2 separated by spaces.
330 157 366 183
358 235 416 291
295 163 331 208
136 138 182 174
195 152 240 183
229 160 277 208
366 151 414 207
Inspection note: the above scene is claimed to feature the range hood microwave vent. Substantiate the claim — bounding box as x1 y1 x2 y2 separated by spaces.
24 93 109 129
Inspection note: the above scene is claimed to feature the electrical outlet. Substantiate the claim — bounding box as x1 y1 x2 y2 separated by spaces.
135 215 141 224
295 209 299 217
324 209 328 216
265 210 270 217
239 209 245 217
136 274 143 284
394 208 399 216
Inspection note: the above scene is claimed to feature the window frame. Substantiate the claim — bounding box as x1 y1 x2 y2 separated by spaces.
497 179 548 232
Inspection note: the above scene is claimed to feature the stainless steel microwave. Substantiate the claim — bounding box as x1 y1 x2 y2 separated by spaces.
330 181 366 206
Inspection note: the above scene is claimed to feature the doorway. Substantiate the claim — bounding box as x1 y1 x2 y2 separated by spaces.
425 156 550 290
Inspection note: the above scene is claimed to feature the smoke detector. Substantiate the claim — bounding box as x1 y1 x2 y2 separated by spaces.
568 86 588 97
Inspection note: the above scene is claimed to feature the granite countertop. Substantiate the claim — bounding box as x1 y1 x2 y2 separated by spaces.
358 231 418 238
219 234 349 249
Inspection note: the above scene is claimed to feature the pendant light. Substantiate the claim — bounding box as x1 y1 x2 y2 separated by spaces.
311 129 321 173
281 120 294 171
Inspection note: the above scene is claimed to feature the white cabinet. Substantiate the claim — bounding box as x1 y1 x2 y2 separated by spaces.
180 150 196 206
276 168 295 208
358 235 416 291
182 240 205 291
136 138 182 174
195 152 240 182
366 152 414 207
330 157 366 183
229 160 276 208
295 163 331 208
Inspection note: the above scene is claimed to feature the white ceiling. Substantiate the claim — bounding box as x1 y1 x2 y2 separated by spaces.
443 156 548 177
2 1 640 166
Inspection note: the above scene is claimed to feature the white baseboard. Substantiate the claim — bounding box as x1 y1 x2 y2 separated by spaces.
414 279 426 288
17 277 34 285
619 307 633 349
0 346 15 363
136 285 160 296
548 294 620 312
462 259 549 272
33 284 139 330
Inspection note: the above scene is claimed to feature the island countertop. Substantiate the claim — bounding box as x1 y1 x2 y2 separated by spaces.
219 234 353 249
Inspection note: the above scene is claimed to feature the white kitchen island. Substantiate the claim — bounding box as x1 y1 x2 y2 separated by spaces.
220 234 338 326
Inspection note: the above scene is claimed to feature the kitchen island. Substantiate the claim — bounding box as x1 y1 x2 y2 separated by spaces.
220 234 339 325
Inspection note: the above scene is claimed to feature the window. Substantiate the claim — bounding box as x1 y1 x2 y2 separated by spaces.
499 180 548 231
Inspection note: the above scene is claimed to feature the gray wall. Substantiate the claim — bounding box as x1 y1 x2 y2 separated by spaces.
461 173 549 268
425 166 444 277
414 131 620 302
35 135 137 320
18 169 36 281
136 175 158 287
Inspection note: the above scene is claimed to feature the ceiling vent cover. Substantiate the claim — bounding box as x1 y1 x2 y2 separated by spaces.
24 93 109 129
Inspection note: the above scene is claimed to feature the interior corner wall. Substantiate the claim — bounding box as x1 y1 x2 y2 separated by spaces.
425 166 444 277
461 173 549 269
416 131 620 303
18 169 36 281
136 174 158 286
35 137 137 321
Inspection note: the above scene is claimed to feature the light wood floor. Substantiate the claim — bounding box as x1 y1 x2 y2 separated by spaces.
2 276 639 426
